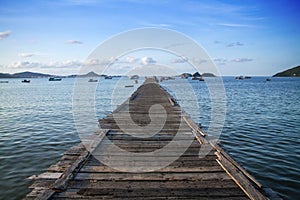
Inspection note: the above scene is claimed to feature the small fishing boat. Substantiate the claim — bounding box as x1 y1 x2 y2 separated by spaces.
0 81 8 83
125 85 134 88
104 76 112 79
266 78 271 81
192 77 204 81
198 77 204 81
235 76 244 80
49 77 62 81
22 79 30 83
88 79 98 82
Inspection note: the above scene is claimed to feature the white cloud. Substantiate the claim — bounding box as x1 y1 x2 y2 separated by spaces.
7 60 82 69
125 56 138 63
214 58 227 62
141 56 156 65
226 42 244 47
8 61 40 69
192 58 207 65
231 58 253 62
65 40 83 44
0 30 11 40
83 57 116 66
213 58 227 65
141 23 171 28
43 60 82 68
18 52 35 57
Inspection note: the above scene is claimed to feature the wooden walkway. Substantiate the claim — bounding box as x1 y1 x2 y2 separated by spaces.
25 78 277 199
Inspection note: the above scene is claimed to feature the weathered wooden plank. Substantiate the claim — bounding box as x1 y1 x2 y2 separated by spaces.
52 196 249 200
70 179 238 189
27 172 62 180
74 172 231 181
53 188 247 198
80 165 223 173
216 152 267 200
53 149 90 191
29 180 55 189
84 157 220 167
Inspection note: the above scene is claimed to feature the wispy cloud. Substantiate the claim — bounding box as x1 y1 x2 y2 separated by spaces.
217 23 253 28
172 56 188 63
65 40 83 44
0 30 11 40
83 57 116 66
226 42 244 47
7 60 82 69
214 58 227 63
8 61 40 69
18 52 35 57
141 23 172 28
231 58 253 62
213 58 227 65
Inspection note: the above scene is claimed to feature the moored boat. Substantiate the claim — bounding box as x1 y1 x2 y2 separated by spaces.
49 77 62 81
104 76 112 79
88 79 98 82
21 79 30 83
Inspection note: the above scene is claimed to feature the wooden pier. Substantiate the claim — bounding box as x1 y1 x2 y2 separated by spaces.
25 78 277 199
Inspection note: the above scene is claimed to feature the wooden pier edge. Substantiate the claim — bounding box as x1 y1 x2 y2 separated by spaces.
24 78 281 200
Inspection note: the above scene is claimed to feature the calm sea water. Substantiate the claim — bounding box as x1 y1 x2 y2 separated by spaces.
0 77 299 199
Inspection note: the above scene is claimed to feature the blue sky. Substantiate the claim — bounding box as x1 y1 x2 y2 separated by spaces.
0 0 299 75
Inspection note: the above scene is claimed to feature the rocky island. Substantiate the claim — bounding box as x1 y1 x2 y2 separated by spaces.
273 66 300 77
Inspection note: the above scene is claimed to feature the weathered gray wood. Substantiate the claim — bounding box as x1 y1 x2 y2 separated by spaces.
53 149 89 191
27 172 62 180
70 179 238 189
216 152 267 200
74 171 231 181
53 188 247 198
80 165 223 173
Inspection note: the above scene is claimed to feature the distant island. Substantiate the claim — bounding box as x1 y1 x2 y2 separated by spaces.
1 71 217 79
202 73 216 77
180 72 216 78
0 71 52 78
0 71 105 79
273 66 300 77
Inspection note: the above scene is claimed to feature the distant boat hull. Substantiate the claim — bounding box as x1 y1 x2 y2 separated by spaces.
88 79 98 82
21 79 30 83
49 77 62 81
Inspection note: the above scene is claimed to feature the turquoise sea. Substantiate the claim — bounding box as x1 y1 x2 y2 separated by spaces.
0 77 299 199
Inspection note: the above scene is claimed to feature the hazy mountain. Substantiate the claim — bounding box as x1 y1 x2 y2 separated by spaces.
0 71 52 78
0 71 104 78
75 71 100 77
